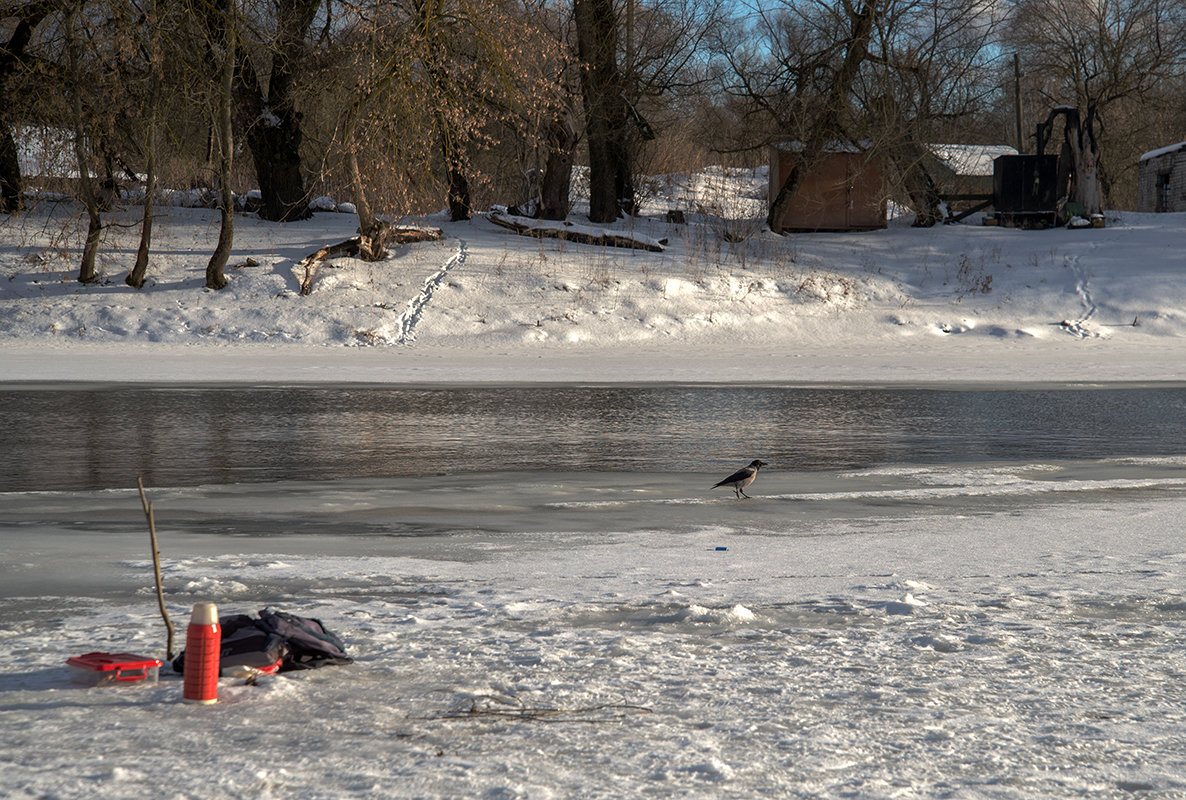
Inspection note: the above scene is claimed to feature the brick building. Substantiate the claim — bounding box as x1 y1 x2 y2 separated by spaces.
1138 141 1186 213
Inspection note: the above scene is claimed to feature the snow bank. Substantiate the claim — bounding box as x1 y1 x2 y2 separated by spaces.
2 188 1186 385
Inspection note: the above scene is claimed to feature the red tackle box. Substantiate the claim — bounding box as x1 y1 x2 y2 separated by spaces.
66 652 163 685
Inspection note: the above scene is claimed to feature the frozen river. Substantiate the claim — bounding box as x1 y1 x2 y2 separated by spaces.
3 384 1186 798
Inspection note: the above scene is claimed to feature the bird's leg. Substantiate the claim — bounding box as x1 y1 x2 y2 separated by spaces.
740 488 750 499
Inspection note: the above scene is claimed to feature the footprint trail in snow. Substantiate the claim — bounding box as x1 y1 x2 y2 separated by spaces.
393 238 467 345
1059 253 1100 338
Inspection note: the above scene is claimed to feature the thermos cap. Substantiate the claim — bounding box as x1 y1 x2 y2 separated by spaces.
189 601 219 626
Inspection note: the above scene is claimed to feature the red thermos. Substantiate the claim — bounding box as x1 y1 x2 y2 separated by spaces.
182 602 221 704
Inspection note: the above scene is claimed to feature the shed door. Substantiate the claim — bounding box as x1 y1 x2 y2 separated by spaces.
845 154 885 229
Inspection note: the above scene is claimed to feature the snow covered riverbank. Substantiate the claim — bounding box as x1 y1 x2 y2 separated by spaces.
2 191 1185 385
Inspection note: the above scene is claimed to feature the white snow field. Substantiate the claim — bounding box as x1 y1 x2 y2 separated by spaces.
0 169 1185 384
2 173 1186 799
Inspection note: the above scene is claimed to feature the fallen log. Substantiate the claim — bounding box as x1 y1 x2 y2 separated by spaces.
297 240 356 295
488 210 666 252
296 225 442 295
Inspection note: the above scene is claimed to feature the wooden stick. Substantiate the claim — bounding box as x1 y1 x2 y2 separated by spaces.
137 476 175 660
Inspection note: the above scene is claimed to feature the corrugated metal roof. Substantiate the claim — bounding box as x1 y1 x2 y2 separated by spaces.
927 144 1018 176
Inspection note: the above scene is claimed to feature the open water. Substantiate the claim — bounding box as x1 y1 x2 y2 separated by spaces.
4 384 1186 492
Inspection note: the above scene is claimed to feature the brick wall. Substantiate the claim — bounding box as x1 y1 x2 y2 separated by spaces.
1137 149 1186 213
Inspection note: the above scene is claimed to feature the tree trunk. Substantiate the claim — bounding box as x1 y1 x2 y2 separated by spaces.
128 16 159 290
0 123 21 213
1 0 57 214
539 109 577 220
128 148 156 288
890 138 942 227
766 142 818 236
245 122 310 222
76 196 102 284
206 2 236 291
67 0 100 284
442 133 471 222
97 146 118 212
235 59 309 221
233 0 317 223
767 0 877 234
585 122 615 221
902 162 942 227
1068 106 1102 217
447 162 471 221
417 1 470 225
346 146 388 261
876 95 940 227
575 0 632 223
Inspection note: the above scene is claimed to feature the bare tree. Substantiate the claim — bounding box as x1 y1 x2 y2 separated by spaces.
65 0 102 283
619 0 725 175
575 0 633 221
1007 0 1186 207
321 8 437 258
707 0 879 233
1 0 63 213
127 0 163 288
522 6 580 221
412 0 473 221
861 0 1006 225
538 88 579 219
204 0 237 290
234 0 319 222
764 0 878 233
315 0 558 242
713 0 1015 229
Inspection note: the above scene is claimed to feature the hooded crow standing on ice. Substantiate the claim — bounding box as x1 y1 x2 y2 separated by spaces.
712 459 767 499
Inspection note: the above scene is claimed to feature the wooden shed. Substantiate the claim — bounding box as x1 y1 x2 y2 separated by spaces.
768 143 886 232
1137 141 1186 212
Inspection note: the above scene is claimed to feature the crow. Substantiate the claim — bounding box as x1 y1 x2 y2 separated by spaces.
711 459 767 499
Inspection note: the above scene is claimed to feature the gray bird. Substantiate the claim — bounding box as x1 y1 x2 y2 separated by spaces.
711 459 767 499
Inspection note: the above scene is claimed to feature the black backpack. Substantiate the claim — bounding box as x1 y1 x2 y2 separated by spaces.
256 608 352 671
172 608 352 675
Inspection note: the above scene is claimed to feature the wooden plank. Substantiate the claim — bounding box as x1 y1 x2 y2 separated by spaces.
946 198 993 223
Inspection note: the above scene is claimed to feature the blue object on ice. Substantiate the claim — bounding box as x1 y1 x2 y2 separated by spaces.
715 546 728 551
